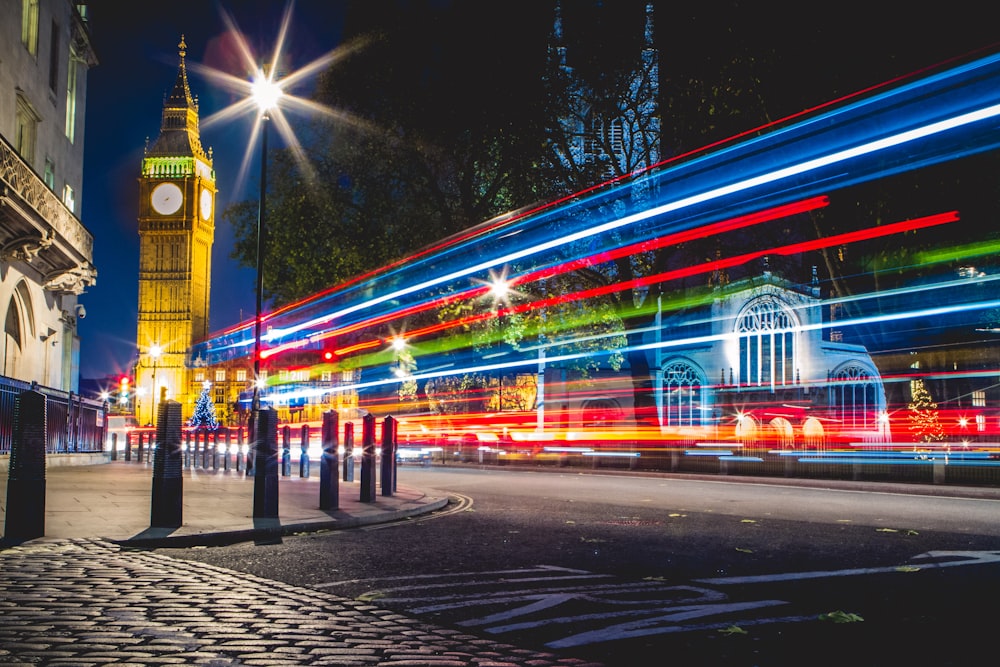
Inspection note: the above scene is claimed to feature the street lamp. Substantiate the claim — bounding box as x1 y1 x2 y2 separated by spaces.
149 343 162 426
250 65 283 413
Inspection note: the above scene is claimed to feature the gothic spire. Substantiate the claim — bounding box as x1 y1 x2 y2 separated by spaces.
146 36 209 162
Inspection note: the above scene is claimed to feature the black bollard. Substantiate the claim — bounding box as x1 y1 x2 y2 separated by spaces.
150 400 184 528
137 431 145 463
281 425 292 477
203 430 212 468
252 408 279 518
236 426 245 472
124 430 132 461
211 430 220 470
110 432 118 461
381 416 396 497
299 424 310 478
343 422 355 482
5 390 47 541
359 414 376 503
245 418 256 477
319 411 339 510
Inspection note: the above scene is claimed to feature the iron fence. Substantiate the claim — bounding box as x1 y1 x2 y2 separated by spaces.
0 375 106 454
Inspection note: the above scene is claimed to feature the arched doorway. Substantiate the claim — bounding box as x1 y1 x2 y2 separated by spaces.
768 417 795 449
802 417 826 449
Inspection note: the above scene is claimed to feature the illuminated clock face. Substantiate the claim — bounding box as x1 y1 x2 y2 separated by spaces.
151 182 183 215
200 188 213 220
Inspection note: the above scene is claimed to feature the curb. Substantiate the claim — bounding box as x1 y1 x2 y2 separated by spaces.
112 495 450 548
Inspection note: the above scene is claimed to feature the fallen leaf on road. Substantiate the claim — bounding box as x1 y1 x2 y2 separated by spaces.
819 610 864 623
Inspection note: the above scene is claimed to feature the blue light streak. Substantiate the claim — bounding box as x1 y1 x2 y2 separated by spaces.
198 50 1000 380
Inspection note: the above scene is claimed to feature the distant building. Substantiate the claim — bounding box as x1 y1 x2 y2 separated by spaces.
135 37 220 423
0 0 97 391
540 266 891 448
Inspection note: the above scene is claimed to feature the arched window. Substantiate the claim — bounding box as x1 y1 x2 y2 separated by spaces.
663 361 702 427
831 364 880 429
581 399 623 427
4 298 23 376
736 297 796 390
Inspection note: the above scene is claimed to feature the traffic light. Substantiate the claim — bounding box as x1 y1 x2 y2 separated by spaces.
118 376 130 405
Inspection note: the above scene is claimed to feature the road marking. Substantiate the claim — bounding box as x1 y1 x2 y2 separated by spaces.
695 549 1000 585
314 564 593 588
308 550 1000 650
359 492 474 531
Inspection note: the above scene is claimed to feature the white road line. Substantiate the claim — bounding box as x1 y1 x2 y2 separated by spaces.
695 549 1000 585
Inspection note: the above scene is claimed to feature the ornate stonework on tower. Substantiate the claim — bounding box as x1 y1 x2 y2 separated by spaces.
135 37 216 423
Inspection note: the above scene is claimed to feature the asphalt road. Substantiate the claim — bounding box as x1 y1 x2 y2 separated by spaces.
157 466 1000 666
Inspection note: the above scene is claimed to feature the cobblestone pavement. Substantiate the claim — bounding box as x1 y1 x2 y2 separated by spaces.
0 538 603 666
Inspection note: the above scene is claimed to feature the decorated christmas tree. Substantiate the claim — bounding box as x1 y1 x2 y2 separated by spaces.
189 383 219 430
907 379 944 443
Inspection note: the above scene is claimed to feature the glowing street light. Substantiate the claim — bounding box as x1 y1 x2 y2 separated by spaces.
189 2 373 413
251 65 283 414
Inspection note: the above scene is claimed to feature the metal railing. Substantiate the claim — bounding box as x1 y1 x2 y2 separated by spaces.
0 375 106 454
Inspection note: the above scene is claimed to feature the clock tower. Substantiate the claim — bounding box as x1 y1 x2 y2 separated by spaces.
136 37 216 423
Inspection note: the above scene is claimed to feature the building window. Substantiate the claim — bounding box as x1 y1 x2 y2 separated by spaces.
662 361 702 427
321 371 332 382
65 45 79 142
236 369 247 382
830 364 879 429
736 296 796 389
194 371 205 382
214 387 225 404
44 159 55 190
215 369 226 382
4 299 24 377
48 20 59 92
15 94 39 161
21 0 39 56
976 414 986 432
973 390 986 407
581 399 623 427
62 184 75 213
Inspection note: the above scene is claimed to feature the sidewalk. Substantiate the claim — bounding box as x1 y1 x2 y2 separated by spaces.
0 463 605 666
0 460 449 547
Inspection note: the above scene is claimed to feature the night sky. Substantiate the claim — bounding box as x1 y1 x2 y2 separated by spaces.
75 0 999 381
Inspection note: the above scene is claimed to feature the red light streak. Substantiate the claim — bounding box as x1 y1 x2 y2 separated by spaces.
296 205 957 366
301 197 831 357
507 211 960 312
509 196 830 287
334 339 382 356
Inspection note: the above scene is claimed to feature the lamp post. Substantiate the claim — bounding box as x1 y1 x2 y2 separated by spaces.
149 343 162 426
250 65 282 414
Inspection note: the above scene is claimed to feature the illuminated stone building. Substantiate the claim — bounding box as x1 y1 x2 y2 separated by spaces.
135 38 216 423
0 0 97 391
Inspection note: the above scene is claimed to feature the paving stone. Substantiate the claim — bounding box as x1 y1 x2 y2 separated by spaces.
0 538 598 667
